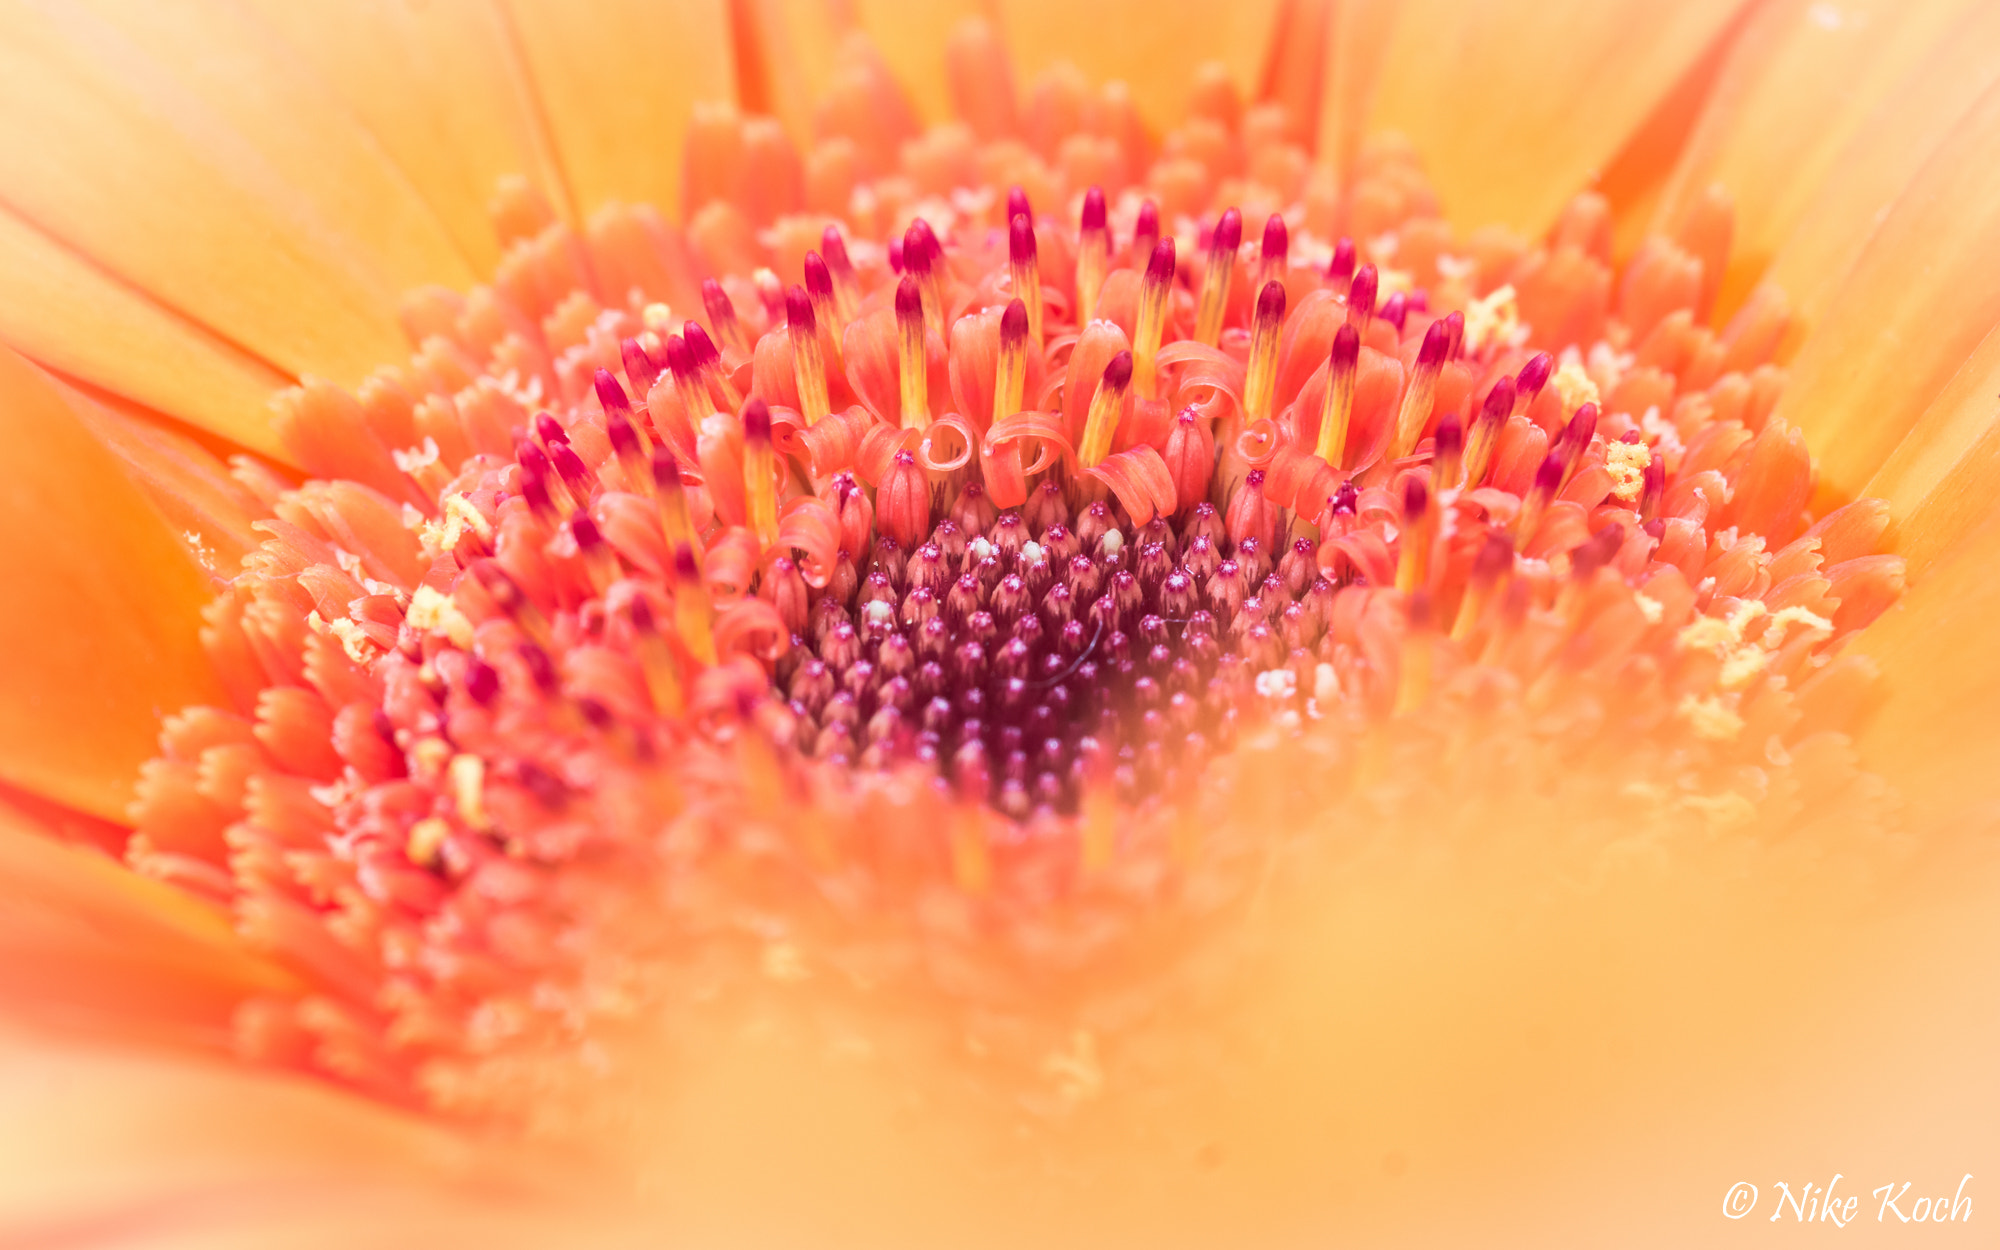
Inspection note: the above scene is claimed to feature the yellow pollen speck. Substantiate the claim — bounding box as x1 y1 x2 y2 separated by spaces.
1376 266 1415 299
449 753 491 830
392 436 441 475
1718 647 1769 691
1462 283 1521 354
407 585 476 650
1765 606 1835 646
1604 440 1650 503
642 302 674 334
1679 790 1758 830
1633 592 1664 625
407 816 451 868
1678 694 1744 741
409 735 451 781
1551 360 1600 412
326 616 381 663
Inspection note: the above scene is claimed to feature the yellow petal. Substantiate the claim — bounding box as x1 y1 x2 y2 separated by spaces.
1762 3 2000 345
0 1 475 389
993 0 1287 132
1651 0 1984 321
1774 79 2000 509
0 803 290 1040
1849 506 2000 830
1364 0 1749 236
0 204 289 457
240 0 572 274
0 349 225 822
502 0 735 219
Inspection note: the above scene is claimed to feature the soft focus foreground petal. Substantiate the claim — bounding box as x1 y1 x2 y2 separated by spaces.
241 0 571 274
1365 0 1749 236
0 1027 600 1250
1863 321 2000 580
1774 77 2000 509
502 0 734 219
0 805 290 1041
0 350 224 822
993 0 1286 132
0 0 474 388
1650 0 1981 321
0 205 290 457
1851 508 2000 833
1762 3 2000 347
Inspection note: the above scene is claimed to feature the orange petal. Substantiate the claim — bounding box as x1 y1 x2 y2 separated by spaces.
0 802 290 1040
1862 319 2000 580
1850 506 2000 830
0 1 474 389
0 204 289 457
1364 0 1749 235
1315 0 1403 182
1774 79 2000 509
0 350 225 822
1649 0 1980 320
241 0 572 274
502 0 736 219
1763 2 2000 344
993 0 1287 133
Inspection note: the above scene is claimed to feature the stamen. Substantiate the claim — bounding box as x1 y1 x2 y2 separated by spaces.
1078 350 1134 468
1515 453 1565 548
1006 184 1032 224
803 251 844 372
1315 323 1360 467
1327 236 1356 285
1638 450 1666 525
994 298 1029 426
1451 532 1513 641
651 446 697 560
1555 402 1599 490
627 596 686 716
1076 186 1108 324
702 278 746 355
742 398 780 549
1395 475 1432 593
1243 280 1286 424
1133 239 1176 400
1009 213 1043 343
1346 264 1377 334
1258 213 1288 288
786 284 831 424
905 218 946 337
1432 412 1463 495
896 276 930 429
572 515 620 594
605 401 653 497
1515 351 1554 413
1133 199 1160 265
671 542 717 665
1390 318 1451 460
1195 207 1241 346
1463 376 1514 487
821 225 861 326
620 338 662 397
685 321 740 409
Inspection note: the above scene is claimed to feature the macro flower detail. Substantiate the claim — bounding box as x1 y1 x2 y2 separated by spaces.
106 19 1910 1126
3 1 1999 1244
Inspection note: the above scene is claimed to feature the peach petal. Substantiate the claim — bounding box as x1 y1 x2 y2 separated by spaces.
1864 318 2000 579
0 0 475 387
502 0 735 220
1365 0 1749 235
1776 77 2000 508
0 350 227 821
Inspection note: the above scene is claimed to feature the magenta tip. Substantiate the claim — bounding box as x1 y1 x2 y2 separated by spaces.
1101 350 1134 391
1146 237 1176 285
1000 297 1029 340
663 333 693 377
785 284 815 331
1401 474 1428 519
1331 322 1360 369
1081 186 1107 233
1006 185 1031 225
821 225 851 270
1255 279 1286 324
1518 352 1555 396
1481 377 1517 422
593 368 630 413
1262 214 1288 264
1328 237 1356 283
683 320 719 365
673 543 700 581
1433 413 1463 454
1212 207 1242 254
742 397 772 441
803 251 833 300
1416 318 1451 367
534 411 568 445
1009 212 1036 263
895 274 924 322
1379 292 1408 331
570 514 602 549
1534 452 1567 493
651 444 682 488
1349 264 1378 316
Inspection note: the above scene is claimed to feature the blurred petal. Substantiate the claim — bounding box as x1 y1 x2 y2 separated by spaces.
1763 3 2000 345
0 349 225 821
1650 0 1982 320
502 0 735 219
0 203 290 457
240 0 571 274
0 0 474 388
846 0 984 126
1862 321 2000 580
0 804 290 1040
1851 507 2000 831
1774 78 2000 508
0 1027 593 1250
993 0 1287 131
1365 0 1749 235
1315 0 1402 180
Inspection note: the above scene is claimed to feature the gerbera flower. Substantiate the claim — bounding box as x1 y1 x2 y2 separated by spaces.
2 0 1997 1243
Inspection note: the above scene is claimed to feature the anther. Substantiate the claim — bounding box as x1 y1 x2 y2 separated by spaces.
1243 280 1286 425
803 252 844 372
994 298 1029 428
1432 413 1464 495
1258 214 1288 289
1346 264 1378 333
1555 402 1599 491
1196 207 1242 346
904 218 946 337
684 322 740 408
1133 239 1175 399
620 339 662 398
741 398 780 550
1327 236 1356 285
895 276 930 429
1463 376 1514 487
1378 292 1408 333
1133 199 1160 264
821 225 860 325
1390 319 1452 460
1078 350 1134 469
1515 352 1554 412
1077 186 1109 324
702 278 746 355
1315 322 1361 469
1515 453 1565 548
785 285 831 424
1009 213 1043 343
